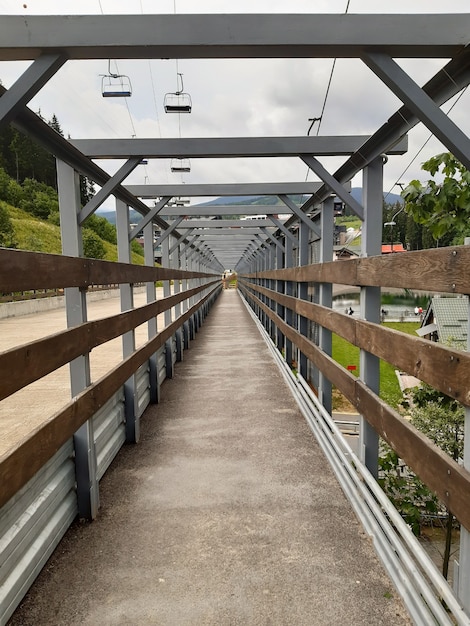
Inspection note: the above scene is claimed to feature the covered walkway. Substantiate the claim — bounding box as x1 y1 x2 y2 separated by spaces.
8 290 409 625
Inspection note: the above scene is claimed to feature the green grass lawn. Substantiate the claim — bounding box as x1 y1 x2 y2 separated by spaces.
332 321 420 409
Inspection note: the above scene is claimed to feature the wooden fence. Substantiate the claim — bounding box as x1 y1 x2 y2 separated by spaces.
239 244 470 533
0 247 220 509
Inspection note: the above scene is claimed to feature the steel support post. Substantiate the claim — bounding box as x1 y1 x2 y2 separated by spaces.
162 234 174 378
285 235 294 368
144 221 159 404
172 240 183 361
269 243 276 340
359 157 382 478
57 159 99 521
262 248 268 331
318 197 334 414
298 221 310 379
116 199 140 443
456 238 470 610
276 239 285 352
181 248 190 350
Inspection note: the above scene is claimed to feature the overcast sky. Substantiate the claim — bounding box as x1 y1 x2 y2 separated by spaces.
0 0 469 210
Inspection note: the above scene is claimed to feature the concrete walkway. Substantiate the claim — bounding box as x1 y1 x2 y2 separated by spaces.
8 290 410 625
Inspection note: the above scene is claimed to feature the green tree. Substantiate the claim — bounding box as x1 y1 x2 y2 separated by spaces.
85 213 117 244
20 178 58 219
0 202 17 248
402 153 470 245
380 382 464 580
411 397 464 580
82 228 106 259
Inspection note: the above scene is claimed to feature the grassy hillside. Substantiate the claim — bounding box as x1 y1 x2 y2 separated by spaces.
332 321 420 409
3 202 145 265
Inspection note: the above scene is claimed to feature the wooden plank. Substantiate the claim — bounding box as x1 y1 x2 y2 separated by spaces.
242 280 470 406
244 245 470 295
239 284 356 401
356 381 470 532
356 321 470 406
0 248 218 293
241 284 470 531
0 280 219 400
0 287 217 509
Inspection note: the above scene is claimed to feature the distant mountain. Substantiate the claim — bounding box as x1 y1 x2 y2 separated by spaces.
350 188 403 206
194 188 404 207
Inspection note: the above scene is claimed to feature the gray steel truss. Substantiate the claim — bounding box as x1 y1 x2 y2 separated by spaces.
0 14 468 60
2 10 470 615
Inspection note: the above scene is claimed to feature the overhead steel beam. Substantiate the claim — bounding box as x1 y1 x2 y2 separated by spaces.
279 194 320 238
129 197 171 241
362 52 470 171
193 228 273 236
305 47 470 211
159 205 299 217
269 217 298 244
301 155 364 219
153 217 184 248
0 53 67 127
79 157 142 224
174 219 285 228
70 136 390 159
126 182 323 198
0 14 468 60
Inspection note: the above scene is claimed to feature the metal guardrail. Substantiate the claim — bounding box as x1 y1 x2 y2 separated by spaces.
241 293 470 626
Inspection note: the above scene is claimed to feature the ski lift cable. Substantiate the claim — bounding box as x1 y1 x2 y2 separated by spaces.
304 0 350 186
384 85 469 202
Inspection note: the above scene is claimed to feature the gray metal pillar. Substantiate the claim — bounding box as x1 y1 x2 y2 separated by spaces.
144 221 159 404
269 243 276 340
162 234 174 377
57 159 99 521
276 239 285 352
116 198 139 443
456 238 470 610
318 197 334 414
298 221 310 379
172 238 183 361
285 235 294 368
181 248 190 349
359 156 383 478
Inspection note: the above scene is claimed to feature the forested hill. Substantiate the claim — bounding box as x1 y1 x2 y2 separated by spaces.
0 113 61 189
0 165 144 263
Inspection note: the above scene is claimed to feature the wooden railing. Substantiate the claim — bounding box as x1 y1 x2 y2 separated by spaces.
239 244 470 533
0 248 221 508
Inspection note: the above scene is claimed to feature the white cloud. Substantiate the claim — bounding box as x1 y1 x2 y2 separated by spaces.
0 1 469 206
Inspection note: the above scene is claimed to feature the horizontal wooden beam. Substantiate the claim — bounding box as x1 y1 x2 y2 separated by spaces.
245 245 470 295
0 281 219 401
242 279 470 407
0 249 217 293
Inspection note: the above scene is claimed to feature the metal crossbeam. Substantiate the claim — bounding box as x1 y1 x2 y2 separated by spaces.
80 157 142 224
362 52 470 171
71 136 386 159
0 14 468 61
126 182 323 198
0 53 67 127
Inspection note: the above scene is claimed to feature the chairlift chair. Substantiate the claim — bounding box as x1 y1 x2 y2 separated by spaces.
164 73 192 113
170 158 191 173
101 60 132 97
